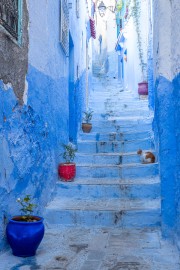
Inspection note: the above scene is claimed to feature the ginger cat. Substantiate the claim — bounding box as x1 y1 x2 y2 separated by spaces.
137 149 155 164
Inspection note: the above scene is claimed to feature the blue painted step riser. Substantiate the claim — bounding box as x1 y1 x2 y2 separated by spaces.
90 108 149 114
92 111 151 119
91 123 152 133
76 164 159 179
90 102 148 107
75 154 141 165
56 183 160 199
79 131 152 141
89 100 148 105
45 209 161 228
91 119 152 127
77 140 154 154
89 100 148 104
92 112 150 118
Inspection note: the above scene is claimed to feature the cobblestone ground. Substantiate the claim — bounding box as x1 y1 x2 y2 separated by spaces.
0 227 179 270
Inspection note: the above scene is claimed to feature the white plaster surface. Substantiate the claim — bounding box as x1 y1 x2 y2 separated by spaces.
2 82 12 91
23 79 28 105
153 0 180 81
171 0 180 78
28 0 91 79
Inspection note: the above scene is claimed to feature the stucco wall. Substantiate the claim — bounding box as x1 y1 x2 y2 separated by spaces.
153 0 180 246
0 0 89 250
0 1 29 102
122 0 149 95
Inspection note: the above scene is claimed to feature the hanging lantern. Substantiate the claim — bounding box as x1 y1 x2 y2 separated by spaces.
98 1 107 17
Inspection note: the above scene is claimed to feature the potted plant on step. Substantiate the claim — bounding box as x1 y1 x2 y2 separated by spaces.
58 142 77 181
6 195 44 257
82 110 93 133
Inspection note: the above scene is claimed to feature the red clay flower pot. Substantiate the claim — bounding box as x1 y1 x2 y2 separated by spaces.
82 123 92 133
58 163 76 181
138 81 148 95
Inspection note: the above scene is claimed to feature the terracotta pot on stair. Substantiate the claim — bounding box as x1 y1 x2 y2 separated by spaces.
82 123 92 133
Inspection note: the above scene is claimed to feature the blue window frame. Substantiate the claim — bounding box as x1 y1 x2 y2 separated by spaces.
0 0 22 44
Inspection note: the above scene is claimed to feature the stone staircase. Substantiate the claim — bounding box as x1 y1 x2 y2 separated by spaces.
45 77 161 229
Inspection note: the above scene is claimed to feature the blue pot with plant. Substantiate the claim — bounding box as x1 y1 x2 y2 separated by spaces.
6 195 44 257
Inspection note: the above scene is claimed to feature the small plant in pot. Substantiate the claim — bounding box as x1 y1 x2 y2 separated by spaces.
6 195 44 257
82 110 93 133
58 142 77 181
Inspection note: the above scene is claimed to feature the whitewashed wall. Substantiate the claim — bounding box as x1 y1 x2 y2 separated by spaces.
123 0 149 95
92 0 117 76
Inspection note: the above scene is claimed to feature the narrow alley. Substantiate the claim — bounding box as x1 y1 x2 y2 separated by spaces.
1 76 180 269
0 0 180 269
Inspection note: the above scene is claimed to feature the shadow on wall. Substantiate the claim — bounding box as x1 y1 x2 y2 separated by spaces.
69 71 87 142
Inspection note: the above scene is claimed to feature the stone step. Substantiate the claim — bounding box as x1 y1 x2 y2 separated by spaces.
76 163 159 179
90 122 152 133
90 118 152 127
56 177 160 199
89 99 148 104
89 105 149 113
91 109 150 117
45 198 161 228
75 150 156 165
79 130 153 142
77 138 154 154
92 111 152 120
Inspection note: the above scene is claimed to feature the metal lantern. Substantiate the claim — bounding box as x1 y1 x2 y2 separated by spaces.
98 1 107 17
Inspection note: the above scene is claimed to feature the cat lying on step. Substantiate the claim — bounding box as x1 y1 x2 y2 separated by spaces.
137 149 155 164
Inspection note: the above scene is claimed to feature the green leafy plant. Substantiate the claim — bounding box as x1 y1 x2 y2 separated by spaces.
16 195 37 222
83 110 93 124
131 0 147 80
116 0 124 12
62 142 77 163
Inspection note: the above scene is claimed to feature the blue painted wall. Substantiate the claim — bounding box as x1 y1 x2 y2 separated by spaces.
69 72 86 143
0 0 88 250
153 73 180 244
154 76 176 236
173 73 180 247
0 63 69 249
150 0 180 247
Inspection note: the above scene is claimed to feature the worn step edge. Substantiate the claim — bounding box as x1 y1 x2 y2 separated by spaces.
46 198 161 211
77 138 152 144
56 177 160 186
79 130 152 136
76 149 155 157
76 162 158 168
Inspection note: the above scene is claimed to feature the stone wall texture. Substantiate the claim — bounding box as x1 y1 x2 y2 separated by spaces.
0 0 90 250
0 0 29 101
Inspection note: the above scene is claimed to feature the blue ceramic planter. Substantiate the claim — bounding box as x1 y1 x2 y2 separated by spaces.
6 216 44 257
